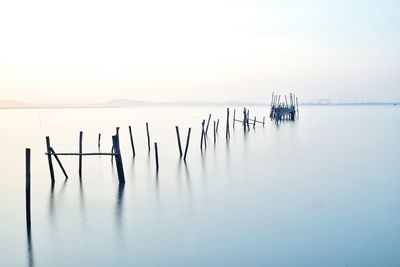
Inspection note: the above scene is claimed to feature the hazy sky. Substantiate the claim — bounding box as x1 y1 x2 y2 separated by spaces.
0 0 399 103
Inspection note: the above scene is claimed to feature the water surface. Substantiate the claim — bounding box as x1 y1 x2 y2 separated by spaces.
0 105 399 266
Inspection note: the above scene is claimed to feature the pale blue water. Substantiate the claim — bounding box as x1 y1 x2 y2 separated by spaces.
0 105 399 266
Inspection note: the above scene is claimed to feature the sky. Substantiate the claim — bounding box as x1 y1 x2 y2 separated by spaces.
0 0 399 104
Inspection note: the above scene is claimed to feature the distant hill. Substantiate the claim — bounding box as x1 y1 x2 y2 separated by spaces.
1 98 398 109
0 100 33 108
0 99 267 109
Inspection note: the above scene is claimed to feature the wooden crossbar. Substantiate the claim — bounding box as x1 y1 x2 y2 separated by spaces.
46 152 117 156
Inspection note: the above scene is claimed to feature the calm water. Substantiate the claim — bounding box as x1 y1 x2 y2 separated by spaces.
0 105 399 267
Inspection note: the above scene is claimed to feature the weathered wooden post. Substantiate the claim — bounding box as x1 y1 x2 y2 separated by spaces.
213 121 216 143
205 114 211 135
79 131 83 177
271 95 275 108
200 120 205 149
98 133 101 150
233 109 236 128
243 108 246 127
226 108 230 139
146 122 151 152
154 142 159 171
216 119 219 133
50 148 68 179
128 126 136 157
45 136 55 183
246 109 250 129
175 126 183 157
25 148 31 231
183 128 191 161
112 134 125 184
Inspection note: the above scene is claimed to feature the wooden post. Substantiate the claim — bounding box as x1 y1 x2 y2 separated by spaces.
128 126 136 157
243 108 246 127
263 116 265 127
79 131 83 177
216 119 219 133
205 114 211 135
112 135 125 184
253 116 256 128
213 121 216 143
45 136 55 183
175 126 183 157
25 148 31 231
226 108 230 139
183 128 191 161
200 120 205 149
50 148 68 179
272 95 275 108
154 142 159 171
246 109 250 129
233 109 236 128
146 122 151 152
98 133 101 149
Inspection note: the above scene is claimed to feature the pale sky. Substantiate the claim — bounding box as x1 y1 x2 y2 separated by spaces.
0 0 399 103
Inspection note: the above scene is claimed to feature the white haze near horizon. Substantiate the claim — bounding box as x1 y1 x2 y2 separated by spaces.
0 0 399 104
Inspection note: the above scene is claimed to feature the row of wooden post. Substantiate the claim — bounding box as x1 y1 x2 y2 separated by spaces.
44 106 269 184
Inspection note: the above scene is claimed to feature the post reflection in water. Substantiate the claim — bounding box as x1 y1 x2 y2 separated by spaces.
79 177 86 225
48 183 55 225
26 220 34 267
115 183 125 231
183 161 192 198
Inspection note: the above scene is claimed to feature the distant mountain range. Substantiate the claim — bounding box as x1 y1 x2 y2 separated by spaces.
0 99 268 109
0 99 398 109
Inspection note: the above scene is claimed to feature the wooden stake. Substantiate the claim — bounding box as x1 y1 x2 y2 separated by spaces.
216 119 219 133
112 134 125 184
175 126 183 157
271 92 274 108
253 116 256 128
205 114 211 135
98 133 101 149
263 116 265 126
128 126 136 157
233 109 236 128
226 108 230 139
213 121 216 143
50 147 68 179
45 136 55 183
25 148 31 230
183 128 191 161
154 142 159 171
200 120 205 149
79 131 83 177
146 122 151 152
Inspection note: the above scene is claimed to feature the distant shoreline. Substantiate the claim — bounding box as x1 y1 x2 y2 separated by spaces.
0 102 398 109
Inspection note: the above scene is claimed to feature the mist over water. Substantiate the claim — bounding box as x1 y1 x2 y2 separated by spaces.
0 105 399 266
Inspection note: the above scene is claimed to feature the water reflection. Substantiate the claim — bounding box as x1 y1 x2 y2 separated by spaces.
79 177 86 225
48 183 55 224
115 183 125 230
183 161 192 194
26 221 34 267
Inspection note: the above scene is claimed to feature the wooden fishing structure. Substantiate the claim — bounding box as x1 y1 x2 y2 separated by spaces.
40 95 299 186
269 92 299 121
45 130 125 184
